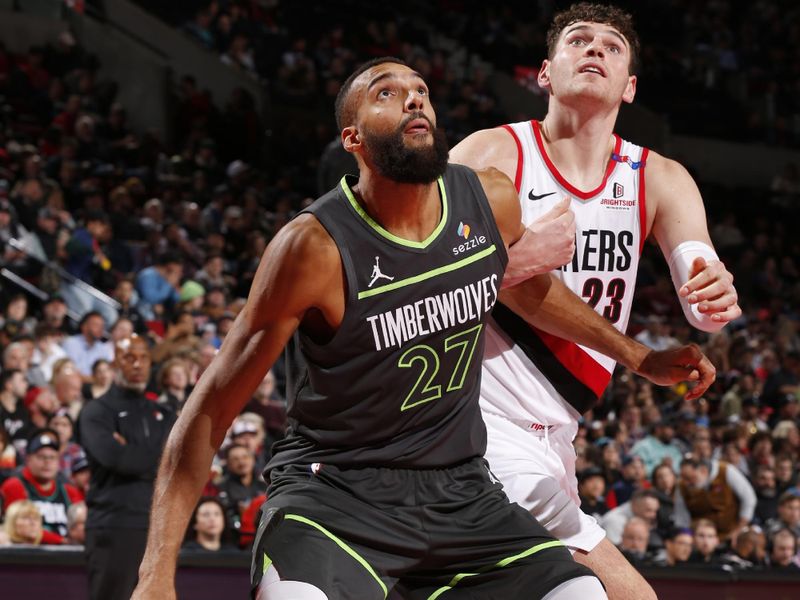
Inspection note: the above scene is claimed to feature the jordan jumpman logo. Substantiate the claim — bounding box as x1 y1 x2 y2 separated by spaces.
368 256 394 288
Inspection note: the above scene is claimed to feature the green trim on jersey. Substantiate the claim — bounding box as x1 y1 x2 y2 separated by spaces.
358 245 498 299
425 540 564 599
340 175 448 249
261 553 273 575
285 514 388 599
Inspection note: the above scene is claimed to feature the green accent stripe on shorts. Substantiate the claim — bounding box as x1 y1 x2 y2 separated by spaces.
425 540 564 600
285 514 388 599
358 245 497 299
340 175 448 250
262 553 273 575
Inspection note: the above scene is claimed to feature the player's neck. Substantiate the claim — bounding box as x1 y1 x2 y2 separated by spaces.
540 104 618 188
352 170 442 243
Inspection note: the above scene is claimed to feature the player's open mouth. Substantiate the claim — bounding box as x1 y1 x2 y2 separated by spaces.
578 63 606 77
404 118 431 134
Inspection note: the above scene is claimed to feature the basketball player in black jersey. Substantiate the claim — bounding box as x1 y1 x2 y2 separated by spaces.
132 58 713 600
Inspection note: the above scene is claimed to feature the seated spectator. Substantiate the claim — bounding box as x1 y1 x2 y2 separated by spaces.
606 454 649 508
602 489 662 547
66 500 87 546
230 414 266 472
47 408 84 480
688 519 724 565
0 369 33 449
83 358 114 401
28 323 68 387
156 357 192 413
768 527 799 570
766 490 800 538
39 294 74 336
775 455 798 494
679 455 757 541
651 463 691 534
619 516 651 567
725 526 768 569
60 210 118 326
183 497 237 553
3 500 44 545
577 466 608 520
242 370 286 460
217 443 267 537
61 311 114 380
69 452 90 497
134 251 183 321
663 527 694 566
631 416 684 477
753 464 780 525
0 429 83 543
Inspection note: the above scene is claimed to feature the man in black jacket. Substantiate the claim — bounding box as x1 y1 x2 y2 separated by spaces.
78 334 176 600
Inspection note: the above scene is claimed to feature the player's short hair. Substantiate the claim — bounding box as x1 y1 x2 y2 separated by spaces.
546 2 640 74
334 56 408 131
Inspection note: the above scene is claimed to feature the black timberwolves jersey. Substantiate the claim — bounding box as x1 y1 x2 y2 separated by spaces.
268 164 508 470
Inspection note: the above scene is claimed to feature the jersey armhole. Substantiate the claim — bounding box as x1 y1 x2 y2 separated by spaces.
499 124 524 193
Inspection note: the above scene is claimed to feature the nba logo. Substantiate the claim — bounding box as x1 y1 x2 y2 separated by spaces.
613 183 624 199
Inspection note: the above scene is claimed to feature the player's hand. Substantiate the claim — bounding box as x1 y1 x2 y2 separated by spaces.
113 432 127 446
502 197 575 289
680 257 741 324
634 343 715 401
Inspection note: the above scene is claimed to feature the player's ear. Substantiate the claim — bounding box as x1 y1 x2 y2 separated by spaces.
537 59 552 92
622 75 637 104
341 126 361 154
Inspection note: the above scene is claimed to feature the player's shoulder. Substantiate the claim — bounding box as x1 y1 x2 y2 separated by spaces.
642 150 694 183
450 126 520 173
271 213 338 266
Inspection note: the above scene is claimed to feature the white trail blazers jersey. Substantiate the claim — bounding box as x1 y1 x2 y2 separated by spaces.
481 120 649 426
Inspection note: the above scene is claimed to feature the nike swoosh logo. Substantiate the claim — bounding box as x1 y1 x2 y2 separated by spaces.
528 190 556 201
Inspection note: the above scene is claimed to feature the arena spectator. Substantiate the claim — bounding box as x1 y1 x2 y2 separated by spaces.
28 323 67 386
134 251 183 321
578 466 608 520
182 496 237 553
66 500 87 546
631 416 684 477
83 358 114 401
61 311 113 379
216 442 267 538
0 428 83 543
603 489 662 547
726 526 768 570
663 528 694 567
651 463 691 533
3 500 44 545
606 454 649 508
47 407 84 480
619 516 651 567
0 369 33 448
765 490 800 539
753 464 780 525
679 455 757 541
688 519 724 565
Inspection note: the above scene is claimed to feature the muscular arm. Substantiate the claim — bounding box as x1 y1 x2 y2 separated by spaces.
134 216 342 597
453 129 576 284
648 153 741 328
478 167 714 399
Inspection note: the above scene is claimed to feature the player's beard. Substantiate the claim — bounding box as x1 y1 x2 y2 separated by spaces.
362 115 449 184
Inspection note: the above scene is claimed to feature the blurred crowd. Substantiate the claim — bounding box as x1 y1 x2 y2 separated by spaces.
0 0 797 579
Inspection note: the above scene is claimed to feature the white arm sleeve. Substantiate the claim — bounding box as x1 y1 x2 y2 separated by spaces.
667 240 725 333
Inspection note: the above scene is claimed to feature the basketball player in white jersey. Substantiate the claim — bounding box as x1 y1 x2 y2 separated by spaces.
451 3 741 599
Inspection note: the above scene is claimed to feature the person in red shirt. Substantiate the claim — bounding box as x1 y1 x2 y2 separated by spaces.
0 428 83 544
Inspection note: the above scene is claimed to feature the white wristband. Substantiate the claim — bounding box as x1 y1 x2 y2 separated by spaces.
667 240 724 333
